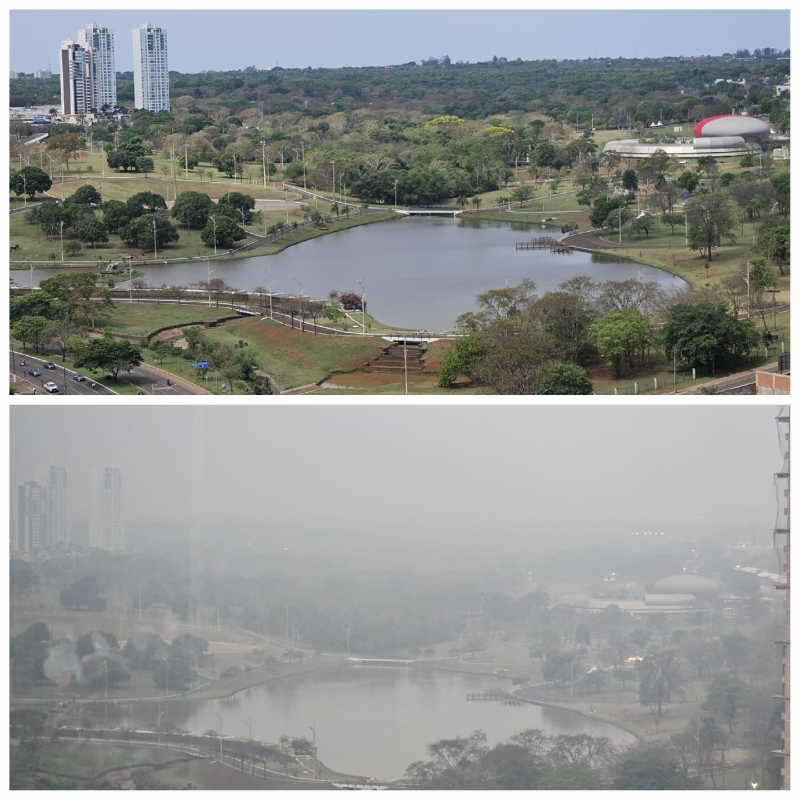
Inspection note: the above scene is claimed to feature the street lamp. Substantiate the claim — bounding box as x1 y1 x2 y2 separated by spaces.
330 160 335 200
358 276 366 337
206 259 213 307
260 141 267 188
21 173 27 207
152 218 157 261
209 215 218 256
394 180 398 209
60 220 64 262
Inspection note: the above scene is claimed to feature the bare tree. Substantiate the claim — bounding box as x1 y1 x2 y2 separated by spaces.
170 285 190 305
131 277 149 303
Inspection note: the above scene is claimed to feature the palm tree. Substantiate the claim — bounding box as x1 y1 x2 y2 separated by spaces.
457 195 468 210
471 196 482 211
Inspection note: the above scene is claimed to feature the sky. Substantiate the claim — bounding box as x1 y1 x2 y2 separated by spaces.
8 8 791 75
9 404 785 560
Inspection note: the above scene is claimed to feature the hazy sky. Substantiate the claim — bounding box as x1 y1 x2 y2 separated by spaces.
9 404 785 556
9 8 790 75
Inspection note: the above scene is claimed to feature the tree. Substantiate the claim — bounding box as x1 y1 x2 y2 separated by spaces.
101 199 132 233
76 216 109 248
65 184 102 206
82 654 131 688
660 302 759 370
126 191 167 217
135 157 155 176
119 215 180 250
172 634 209 661
631 213 656 238
171 191 214 233
591 309 650 378
703 675 747 732
123 632 170 670
10 166 52 198
72 335 143 382
612 743 701 789
11 315 50 353
675 170 700 193
10 292 54 324
661 212 684 234
217 191 256 223
687 192 737 261
43 316 78 361
212 152 241 177
60 576 107 611
153 657 196 691
537 363 593 395
543 651 583 684
754 225 789 274
76 630 119 659
479 743 541 789
437 333 486 387
637 651 685 717
621 168 638 192
201 215 246 249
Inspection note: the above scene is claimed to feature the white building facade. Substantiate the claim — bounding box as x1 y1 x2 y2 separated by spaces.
59 40 93 114
91 467 125 551
78 22 116 111
133 23 170 112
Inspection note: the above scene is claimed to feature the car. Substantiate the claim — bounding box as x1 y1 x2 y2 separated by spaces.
73 373 87 382
28 368 41 377
43 382 59 393
43 361 56 369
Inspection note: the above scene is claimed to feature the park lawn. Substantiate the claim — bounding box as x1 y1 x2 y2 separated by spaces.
103 302 236 337
202 316 383 390
11 741 185 789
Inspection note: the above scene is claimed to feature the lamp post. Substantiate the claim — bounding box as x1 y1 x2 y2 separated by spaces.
210 215 217 256
60 221 64 262
265 267 274 319
21 173 27 207
152 218 157 261
330 160 335 200
184 143 189 181
358 276 366 336
206 259 212 307
261 141 267 188
394 180 398 209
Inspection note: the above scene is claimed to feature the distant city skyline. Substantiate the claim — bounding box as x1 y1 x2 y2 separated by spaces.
10 9 791 75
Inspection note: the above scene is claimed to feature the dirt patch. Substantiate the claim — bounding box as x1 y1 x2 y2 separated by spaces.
325 372 437 388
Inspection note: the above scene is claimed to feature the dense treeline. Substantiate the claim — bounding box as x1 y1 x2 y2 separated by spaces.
11 51 790 128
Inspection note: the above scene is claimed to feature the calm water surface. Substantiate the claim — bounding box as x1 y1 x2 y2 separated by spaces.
25 218 686 331
119 665 634 781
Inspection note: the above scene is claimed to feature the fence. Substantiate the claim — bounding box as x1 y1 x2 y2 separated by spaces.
598 345 789 395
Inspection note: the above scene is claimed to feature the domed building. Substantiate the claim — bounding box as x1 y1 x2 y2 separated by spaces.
603 113 769 160
645 572 720 607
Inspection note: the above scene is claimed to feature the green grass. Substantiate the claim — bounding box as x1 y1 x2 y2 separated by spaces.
201 316 383 390
102 302 236 337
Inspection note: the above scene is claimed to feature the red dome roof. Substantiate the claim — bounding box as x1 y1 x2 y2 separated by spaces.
693 115 771 138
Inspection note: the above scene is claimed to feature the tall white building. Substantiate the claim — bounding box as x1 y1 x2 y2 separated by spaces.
16 481 48 553
59 40 93 114
91 468 125 551
133 23 170 112
77 22 116 111
46 466 71 547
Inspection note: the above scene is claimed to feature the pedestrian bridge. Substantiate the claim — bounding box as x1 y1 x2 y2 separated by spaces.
393 207 463 217
347 657 414 667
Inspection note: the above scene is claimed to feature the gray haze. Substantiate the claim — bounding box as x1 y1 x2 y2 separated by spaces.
9 405 783 561
10 9 790 74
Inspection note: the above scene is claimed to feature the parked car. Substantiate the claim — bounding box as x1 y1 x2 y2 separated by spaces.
73 373 87 382
28 368 41 377
43 382 59 393
43 361 56 369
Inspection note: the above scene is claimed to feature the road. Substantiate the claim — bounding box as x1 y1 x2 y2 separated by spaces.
681 361 780 395
9 350 209 396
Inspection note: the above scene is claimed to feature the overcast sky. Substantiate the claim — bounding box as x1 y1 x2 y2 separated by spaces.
9 8 791 75
9 404 785 558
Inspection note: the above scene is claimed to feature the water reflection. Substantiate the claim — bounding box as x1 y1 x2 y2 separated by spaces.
23 218 685 331
110 665 634 781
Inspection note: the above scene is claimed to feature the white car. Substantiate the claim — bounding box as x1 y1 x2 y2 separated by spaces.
43 381 59 393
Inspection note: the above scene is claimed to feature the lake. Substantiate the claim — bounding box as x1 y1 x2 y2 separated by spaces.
23 218 685 332
117 665 635 781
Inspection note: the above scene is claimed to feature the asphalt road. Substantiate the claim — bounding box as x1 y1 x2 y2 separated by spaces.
9 351 204 396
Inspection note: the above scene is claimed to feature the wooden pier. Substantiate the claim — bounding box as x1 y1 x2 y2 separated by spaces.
466 689 518 702
515 236 573 254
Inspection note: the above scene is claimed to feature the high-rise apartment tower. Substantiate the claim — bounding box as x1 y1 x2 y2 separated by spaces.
132 23 170 112
59 40 93 114
77 22 116 111
90 467 124 551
